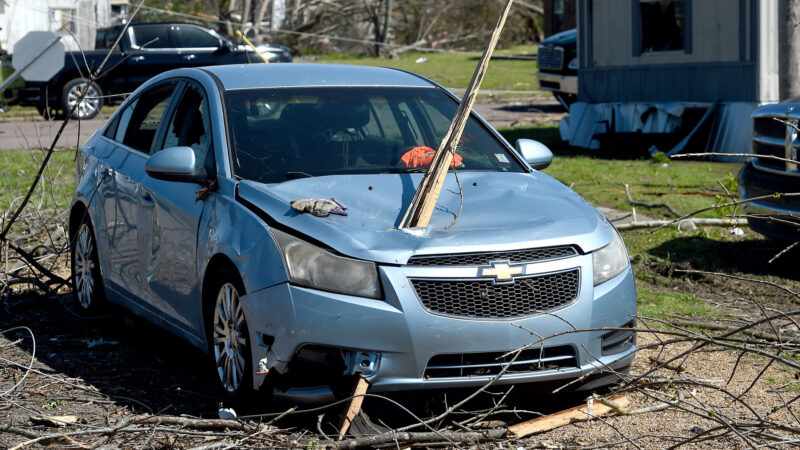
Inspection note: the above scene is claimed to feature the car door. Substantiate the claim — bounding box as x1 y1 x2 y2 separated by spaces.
125 24 183 92
135 81 214 335
103 81 180 304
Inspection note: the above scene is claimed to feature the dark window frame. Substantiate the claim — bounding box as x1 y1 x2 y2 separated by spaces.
632 0 692 57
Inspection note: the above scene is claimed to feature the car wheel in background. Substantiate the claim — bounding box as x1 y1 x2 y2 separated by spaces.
70 219 105 314
62 78 103 120
207 268 252 397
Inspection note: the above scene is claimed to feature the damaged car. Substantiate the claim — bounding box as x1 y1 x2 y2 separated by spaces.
70 64 636 402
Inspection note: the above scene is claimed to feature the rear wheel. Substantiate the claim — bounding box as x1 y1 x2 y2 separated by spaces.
62 78 102 120
208 269 252 396
70 219 105 313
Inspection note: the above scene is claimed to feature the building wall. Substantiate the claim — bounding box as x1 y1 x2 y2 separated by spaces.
578 0 778 103
543 0 577 37
0 0 111 53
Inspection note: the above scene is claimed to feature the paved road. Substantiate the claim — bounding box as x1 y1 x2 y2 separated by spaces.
0 97 565 151
0 117 105 151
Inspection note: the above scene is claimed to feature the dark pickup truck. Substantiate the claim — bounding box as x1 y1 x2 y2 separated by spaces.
17 22 291 119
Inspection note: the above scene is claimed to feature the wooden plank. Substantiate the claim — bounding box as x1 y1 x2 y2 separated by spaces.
398 0 515 229
337 377 370 439
507 395 630 438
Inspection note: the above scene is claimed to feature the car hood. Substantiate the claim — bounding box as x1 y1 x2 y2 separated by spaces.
237 171 613 264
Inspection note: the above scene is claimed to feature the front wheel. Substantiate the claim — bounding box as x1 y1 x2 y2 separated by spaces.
208 269 252 396
62 78 103 120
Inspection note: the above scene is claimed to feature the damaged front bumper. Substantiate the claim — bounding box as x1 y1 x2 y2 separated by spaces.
239 252 636 399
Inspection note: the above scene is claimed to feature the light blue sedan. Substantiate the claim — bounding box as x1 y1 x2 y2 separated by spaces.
70 63 636 401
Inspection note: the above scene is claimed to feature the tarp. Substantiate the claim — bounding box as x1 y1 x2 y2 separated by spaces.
559 101 760 157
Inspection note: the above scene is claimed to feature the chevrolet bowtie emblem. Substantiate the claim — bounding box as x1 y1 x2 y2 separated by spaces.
478 261 525 284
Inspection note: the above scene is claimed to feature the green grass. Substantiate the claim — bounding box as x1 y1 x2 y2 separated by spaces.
0 105 117 120
315 45 541 92
497 124 743 220
637 287 719 319
0 149 74 211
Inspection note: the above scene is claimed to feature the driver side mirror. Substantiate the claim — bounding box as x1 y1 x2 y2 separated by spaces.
217 39 233 53
515 139 553 170
145 146 208 184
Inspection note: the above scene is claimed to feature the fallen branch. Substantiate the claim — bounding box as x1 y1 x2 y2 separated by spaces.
624 183 681 217
333 428 507 449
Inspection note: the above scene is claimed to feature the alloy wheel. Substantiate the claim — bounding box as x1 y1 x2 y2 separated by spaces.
73 223 96 310
212 282 248 393
67 82 101 119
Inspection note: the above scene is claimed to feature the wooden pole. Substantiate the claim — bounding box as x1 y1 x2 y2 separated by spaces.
398 0 515 230
337 377 370 439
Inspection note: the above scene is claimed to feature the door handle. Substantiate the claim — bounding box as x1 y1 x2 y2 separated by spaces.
183 54 196 61
140 192 155 209
132 55 145 62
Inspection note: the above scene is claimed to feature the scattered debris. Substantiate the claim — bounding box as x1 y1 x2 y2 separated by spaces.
414 57 428 64
506 395 630 438
218 408 237 420
290 198 348 217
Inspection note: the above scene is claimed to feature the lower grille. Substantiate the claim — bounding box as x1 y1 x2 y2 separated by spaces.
410 269 580 319
537 46 564 71
425 345 577 379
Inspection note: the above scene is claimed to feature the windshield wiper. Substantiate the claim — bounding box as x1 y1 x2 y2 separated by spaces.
285 171 314 179
387 167 429 173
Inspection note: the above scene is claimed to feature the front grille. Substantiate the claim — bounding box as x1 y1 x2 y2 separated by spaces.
410 269 580 319
407 246 577 267
537 46 564 71
425 345 577 379
754 117 785 139
753 141 786 170
751 116 799 172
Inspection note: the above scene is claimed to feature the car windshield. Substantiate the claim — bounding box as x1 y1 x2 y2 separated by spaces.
224 87 525 183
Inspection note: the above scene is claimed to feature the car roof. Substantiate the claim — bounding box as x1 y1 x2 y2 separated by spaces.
202 63 436 90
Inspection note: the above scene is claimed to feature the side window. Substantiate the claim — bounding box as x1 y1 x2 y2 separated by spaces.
159 83 213 171
120 83 177 152
173 26 220 48
132 25 171 49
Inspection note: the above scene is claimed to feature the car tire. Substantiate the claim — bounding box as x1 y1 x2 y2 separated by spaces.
206 267 252 398
70 218 106 314
62 78 103 120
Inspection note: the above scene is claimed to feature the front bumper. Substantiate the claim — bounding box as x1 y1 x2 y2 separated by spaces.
738 162 800 240
240 252 636 393
537 72 578 95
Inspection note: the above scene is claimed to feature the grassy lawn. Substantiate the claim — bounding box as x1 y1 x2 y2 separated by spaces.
0 149 74 211
498 124 743 220
315 45 542 92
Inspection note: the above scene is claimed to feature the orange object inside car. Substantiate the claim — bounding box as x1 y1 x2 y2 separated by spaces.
400 146 463 168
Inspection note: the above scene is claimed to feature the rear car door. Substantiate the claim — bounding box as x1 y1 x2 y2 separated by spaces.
125 24 182 91
101 81 180 304
136 81 214 335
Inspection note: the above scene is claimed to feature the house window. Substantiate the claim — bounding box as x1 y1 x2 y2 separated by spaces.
554 0 564 15
50 8 76 34
639 0 686 53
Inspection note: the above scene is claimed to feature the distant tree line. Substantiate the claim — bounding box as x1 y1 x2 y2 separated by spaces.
142 0 544 55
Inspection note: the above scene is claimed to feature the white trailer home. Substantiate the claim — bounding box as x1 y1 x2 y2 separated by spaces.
562 0 780 157
0 0 112 53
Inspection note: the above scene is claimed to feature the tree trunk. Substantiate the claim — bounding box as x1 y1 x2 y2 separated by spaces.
780 0 800 100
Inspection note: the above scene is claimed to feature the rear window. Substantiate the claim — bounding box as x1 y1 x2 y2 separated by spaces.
95 27 122 50
224 87 524 183
132 25 171 49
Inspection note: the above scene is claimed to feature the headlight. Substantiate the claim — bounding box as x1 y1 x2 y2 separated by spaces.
567 57 578 70
270 229 382 299
592 229 629 285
